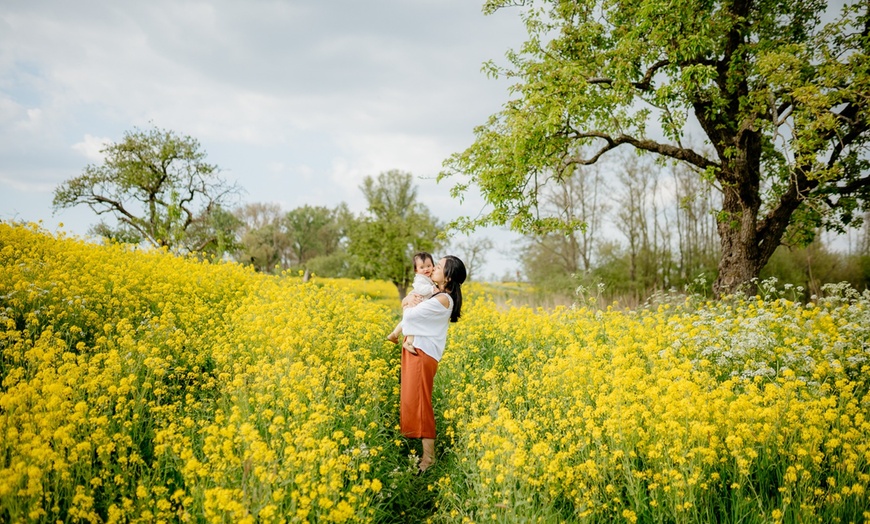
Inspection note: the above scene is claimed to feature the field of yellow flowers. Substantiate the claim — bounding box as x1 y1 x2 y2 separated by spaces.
2 222 869 523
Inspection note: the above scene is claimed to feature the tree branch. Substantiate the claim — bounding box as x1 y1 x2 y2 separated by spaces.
775 101 792 123
85 194 139 225
562 131 719 171
587 59 671 91
827 115 867 169
831 173 870 198
84 193 160 247
756 100 868 249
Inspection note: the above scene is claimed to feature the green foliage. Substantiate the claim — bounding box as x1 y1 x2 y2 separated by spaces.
285 204 346 268
347 170 443 297
306 252 353 278
187 204 242 260
53 126 241 255
240 223 285 272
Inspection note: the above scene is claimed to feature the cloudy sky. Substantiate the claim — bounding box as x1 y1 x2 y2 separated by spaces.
0 0 529 279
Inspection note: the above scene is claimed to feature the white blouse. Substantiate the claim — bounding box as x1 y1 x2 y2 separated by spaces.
410 273 436 298
401 293 453 362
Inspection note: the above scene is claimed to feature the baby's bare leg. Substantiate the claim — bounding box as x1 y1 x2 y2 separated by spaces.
403 335 418 355
387 323 401 343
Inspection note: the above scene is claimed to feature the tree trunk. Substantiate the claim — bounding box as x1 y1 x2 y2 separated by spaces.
713 171 766 296
711 140 803 296
713 230 764 296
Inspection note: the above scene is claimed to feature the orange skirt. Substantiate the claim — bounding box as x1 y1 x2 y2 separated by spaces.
400 342 438 439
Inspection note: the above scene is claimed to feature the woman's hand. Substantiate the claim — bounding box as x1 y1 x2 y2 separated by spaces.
402 294 423 309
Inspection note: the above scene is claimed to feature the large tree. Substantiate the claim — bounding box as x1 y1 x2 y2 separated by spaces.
347 170 442 299
54 126 242 253
285 204 345 269
442 0 869 295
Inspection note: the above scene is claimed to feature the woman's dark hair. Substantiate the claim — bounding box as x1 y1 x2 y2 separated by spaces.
441 255 466 322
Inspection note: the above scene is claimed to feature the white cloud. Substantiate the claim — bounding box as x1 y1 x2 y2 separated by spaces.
0 95 49 135
71 134 111 162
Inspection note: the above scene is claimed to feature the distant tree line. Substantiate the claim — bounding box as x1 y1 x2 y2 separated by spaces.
229 170 444 298
54 125 869 304
232 201 350 275
520 151 870 303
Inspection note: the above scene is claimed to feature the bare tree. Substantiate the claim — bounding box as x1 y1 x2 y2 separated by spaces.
544 162 608 272
673 163 721 283
452 236 494 281
613 155 652 286
520 160 610 291
608 153 687 297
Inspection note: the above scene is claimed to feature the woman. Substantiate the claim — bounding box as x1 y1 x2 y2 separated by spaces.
399 255 466 473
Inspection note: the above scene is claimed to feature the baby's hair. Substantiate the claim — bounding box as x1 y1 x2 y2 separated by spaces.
413 252 434 268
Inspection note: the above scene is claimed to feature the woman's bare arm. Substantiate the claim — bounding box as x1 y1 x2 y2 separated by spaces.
402 294 424 308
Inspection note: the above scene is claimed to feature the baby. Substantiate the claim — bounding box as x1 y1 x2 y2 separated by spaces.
387 252 436 355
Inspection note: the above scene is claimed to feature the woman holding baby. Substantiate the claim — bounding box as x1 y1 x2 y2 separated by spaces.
391 254 466 474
